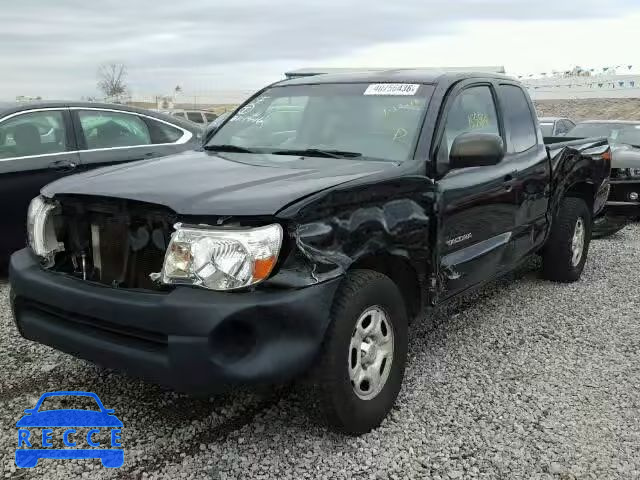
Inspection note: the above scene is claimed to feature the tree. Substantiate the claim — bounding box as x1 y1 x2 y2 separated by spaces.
97 63 128 97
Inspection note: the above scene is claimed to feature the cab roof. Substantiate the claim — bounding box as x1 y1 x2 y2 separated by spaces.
276 69 514 87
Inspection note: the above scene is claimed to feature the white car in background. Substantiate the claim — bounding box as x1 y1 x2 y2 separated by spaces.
169 109 218 125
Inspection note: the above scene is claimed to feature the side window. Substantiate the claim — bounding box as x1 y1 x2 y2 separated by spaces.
187 112 204 123
441 86 500 155
204 113 218 123
78 110 151 149
0 110 67 159
145 118 185 144
499 85 537 153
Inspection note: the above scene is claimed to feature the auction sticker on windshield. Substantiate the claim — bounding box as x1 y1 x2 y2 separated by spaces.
364 84 420 96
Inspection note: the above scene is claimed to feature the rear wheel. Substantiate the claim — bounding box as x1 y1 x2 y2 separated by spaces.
542 197 592 282
313 269 408 435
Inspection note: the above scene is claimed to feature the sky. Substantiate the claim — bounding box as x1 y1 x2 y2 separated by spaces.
3 0 640 100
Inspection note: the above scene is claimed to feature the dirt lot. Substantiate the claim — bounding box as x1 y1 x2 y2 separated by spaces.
534 98 640 121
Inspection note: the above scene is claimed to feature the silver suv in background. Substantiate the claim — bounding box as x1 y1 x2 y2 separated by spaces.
169 109 218 125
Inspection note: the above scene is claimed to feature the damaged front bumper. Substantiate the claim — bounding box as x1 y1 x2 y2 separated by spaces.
9 249 340 392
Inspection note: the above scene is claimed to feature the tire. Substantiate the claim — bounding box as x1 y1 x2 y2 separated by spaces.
542 197 591 282
313 269 408 435
592 214 627 239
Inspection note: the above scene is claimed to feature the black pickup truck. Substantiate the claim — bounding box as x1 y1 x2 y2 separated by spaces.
10 70 610 435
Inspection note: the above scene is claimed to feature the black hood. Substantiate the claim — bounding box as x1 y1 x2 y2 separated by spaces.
42 150 392 216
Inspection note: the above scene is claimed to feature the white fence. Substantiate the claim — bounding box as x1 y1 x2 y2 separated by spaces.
523 74 640 100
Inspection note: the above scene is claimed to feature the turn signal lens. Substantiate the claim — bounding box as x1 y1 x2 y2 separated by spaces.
253 256 277 281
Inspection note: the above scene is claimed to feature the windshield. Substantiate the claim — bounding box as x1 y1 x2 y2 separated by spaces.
207 83 434 162
567 122 640 146
539 122 554 137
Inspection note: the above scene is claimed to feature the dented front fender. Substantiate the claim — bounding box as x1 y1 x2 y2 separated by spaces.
265 176 437 290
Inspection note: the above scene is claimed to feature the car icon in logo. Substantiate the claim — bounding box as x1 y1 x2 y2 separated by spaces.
16 391 123 468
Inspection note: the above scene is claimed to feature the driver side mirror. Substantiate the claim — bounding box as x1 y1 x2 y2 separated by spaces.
449 133 505 169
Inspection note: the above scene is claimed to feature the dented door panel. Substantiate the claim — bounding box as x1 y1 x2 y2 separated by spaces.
435 161 518 299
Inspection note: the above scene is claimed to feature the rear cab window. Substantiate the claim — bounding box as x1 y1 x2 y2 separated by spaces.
498 84 538 153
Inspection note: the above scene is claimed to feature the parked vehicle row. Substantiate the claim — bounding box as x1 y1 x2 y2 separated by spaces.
0 102 203 267
540 118 640 236
9 70 611 434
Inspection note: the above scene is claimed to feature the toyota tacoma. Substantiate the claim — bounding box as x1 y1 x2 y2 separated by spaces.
10 70 610 434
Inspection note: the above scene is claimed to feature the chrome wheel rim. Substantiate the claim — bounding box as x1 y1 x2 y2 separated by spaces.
348 306 394 400
571 217 586 267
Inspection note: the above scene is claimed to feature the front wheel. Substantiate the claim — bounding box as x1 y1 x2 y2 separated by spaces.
542 197 592 282
313 269 408 435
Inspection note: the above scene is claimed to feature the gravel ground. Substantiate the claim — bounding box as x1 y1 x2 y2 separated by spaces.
1 225 639 480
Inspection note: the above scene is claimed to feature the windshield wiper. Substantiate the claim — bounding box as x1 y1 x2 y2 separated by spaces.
271 148 363 159
204 144 258 153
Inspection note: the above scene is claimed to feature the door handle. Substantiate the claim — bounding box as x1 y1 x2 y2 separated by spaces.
50 160 78 172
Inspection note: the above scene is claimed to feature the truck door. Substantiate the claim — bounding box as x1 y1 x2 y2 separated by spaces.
434 82 519 299
495 83 550 261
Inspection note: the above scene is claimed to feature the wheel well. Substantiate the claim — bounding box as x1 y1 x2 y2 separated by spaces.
350 254 423 322
565 182 595 215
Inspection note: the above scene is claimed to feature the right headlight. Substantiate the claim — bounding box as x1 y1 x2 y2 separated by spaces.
27 195 64 264
159 223 283 291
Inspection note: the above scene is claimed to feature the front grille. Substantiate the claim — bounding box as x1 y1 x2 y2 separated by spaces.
53 196 176 290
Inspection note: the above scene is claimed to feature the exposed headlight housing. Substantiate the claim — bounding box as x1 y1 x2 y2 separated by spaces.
159 223 283 291
626 168 640 178
27 196 64 265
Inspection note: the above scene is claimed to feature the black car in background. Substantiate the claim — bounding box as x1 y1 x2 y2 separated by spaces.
0 102 203 266
565 120 640 236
